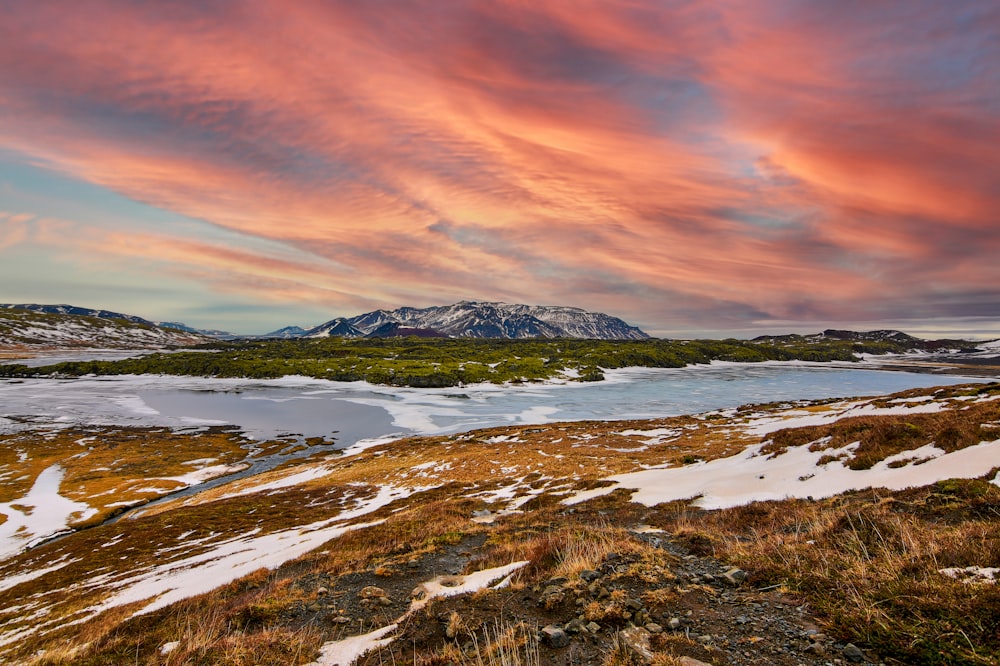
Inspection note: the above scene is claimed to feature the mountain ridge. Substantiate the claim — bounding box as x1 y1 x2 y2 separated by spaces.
303 301 651 340
0 305 212 349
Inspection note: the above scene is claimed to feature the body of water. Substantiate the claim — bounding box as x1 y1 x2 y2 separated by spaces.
0 362 987 447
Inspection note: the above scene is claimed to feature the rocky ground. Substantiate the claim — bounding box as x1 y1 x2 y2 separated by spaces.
281 526 885 666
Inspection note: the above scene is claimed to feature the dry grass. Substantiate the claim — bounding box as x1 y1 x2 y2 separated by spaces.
0 426 254 526
653 476 1000 665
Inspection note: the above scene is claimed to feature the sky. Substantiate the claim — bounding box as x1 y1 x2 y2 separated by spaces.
0 1 998 338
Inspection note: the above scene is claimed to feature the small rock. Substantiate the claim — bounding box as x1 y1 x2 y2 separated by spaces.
701 573 715 583
586 621 601 634
644 622 663 634
667 617 681 630
378 596 392 607
564 618 587 634
722 567 748 586
541 625 570 648
358 585 387 599
316 586 328 595
331 616 351 624
843 643 865 663
625 597 644 611
580 569 601 582
678 658 714 666
619 627 654 664
804 643 826 655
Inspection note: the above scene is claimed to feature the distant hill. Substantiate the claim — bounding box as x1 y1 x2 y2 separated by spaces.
301 301 650 340
751 329 979 353
259 325 310 339
0 305 212 350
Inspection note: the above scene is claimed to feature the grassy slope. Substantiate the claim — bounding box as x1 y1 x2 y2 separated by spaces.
0 383 997 665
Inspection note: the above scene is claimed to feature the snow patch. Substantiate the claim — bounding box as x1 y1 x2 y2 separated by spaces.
85 485 417 618
306 623 399 666
564 439 1000 510
939 567 999 584
0 465 96 561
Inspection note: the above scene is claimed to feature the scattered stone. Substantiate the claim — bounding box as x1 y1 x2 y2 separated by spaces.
564 618 588 634
586 621 601 634
540 584 566 608
667 617 681 630
580 569 601 582
619 627 654 664
331 616 351 624
644 622 663 634
843 643 865 662
358 585 387 599
722 567 748 586
679 657 714 666
625 597 644 611
315 586 328 595
541 625 570 648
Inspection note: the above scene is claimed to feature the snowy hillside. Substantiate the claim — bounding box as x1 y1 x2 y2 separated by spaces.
0 307 210 350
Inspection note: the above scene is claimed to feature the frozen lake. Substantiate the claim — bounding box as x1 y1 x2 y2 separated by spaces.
0 362 987 448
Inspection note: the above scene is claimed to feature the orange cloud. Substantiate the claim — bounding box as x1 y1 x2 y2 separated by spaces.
0 1 997 330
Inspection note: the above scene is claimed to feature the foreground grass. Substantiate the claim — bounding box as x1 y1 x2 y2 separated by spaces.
657 479 1000 665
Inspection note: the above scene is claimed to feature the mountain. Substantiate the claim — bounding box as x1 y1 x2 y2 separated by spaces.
1 303 156 326
0 305 211 349
751 329 980 354
302 318 365 338
260 325 311 339
336 301 649 339
0 304 234 339
818 329 920 344
156 321 236 339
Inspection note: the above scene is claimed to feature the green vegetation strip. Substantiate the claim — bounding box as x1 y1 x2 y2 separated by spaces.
0 336 939 386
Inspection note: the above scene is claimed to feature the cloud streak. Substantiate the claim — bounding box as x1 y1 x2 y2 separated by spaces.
0 1 997 334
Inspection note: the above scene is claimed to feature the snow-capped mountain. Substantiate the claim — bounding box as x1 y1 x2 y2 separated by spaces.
260 325 311 339
0 306 211 349
302 318 365 338
301 301 649 339
0 304 233 339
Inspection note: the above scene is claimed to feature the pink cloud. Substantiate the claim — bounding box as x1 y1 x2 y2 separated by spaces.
0 1 997 329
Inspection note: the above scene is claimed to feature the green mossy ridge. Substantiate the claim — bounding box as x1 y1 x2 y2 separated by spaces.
0 335 923 386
